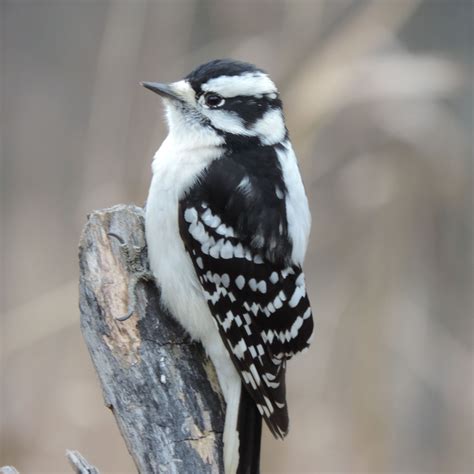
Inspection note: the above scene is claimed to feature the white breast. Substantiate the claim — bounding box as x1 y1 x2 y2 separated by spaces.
145 132 222 341
145 130 240 402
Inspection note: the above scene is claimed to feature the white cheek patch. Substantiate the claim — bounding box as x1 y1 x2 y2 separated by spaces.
165 104 225 149
202 72 277 97
203 109 254 136
251 109 286 145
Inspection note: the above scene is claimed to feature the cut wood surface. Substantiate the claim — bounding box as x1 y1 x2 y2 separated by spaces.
78 204 225 473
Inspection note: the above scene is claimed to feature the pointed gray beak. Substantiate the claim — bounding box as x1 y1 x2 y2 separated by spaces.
140 82 182 101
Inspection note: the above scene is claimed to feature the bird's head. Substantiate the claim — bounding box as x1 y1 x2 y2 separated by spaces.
141 59 287 148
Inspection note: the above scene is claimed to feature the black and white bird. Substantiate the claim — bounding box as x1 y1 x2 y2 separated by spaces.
142 59 314 474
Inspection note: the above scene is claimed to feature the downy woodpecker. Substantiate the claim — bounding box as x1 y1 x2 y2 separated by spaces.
143 59 313 474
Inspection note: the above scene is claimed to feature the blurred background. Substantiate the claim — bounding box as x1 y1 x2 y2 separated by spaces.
1 0 472 473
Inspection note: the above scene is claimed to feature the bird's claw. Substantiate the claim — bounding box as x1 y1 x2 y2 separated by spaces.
107 232 153 322
115 309 135 322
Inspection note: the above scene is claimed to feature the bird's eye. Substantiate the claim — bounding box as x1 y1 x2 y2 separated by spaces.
204 93 225 108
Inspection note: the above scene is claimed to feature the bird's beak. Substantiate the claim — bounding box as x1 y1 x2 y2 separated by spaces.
140 82 182 102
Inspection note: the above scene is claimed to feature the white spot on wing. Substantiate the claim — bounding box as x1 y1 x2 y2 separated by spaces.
233 338 247 360
273 294 283 309
291 316 304 338
263 374 280 389
296 273 305 287
249 364 261 385
216 223 235 238
237 176 255 199
265 372 276 381
289 285 305 308
221 273 230 287
189 221 207 244
220 240 234 259
233 243 245 258
221 311 234 331
235 275 245 290
184 208 197 223
201 208 221 228
262 330 274 344
263 395 274 414
209 238 224 258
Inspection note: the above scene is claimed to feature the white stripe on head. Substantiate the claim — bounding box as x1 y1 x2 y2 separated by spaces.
201 107 285 144
201 72 277 97
202 109 253 136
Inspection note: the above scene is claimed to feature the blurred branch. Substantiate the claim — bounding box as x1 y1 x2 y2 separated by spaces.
66 450 100 474
5 443 237 474
0 467 19 474
77 1 148 213
285 0 423 143
78 205 225 473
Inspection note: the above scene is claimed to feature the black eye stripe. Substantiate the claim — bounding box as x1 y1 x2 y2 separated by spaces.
220 98 283 127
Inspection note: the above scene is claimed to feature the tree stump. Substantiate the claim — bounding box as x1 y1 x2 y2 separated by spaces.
78 204 225 473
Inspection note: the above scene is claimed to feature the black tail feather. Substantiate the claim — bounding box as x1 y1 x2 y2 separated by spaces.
236 384 262 474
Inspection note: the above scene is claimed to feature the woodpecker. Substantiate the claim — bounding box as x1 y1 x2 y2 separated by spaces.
142 59 313 474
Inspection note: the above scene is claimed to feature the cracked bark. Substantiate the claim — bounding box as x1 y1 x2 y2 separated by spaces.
78 204 225 473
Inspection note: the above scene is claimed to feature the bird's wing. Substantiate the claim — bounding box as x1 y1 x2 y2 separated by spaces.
178 154 313 438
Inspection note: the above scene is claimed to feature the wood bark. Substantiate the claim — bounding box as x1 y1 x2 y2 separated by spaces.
78 204 225 473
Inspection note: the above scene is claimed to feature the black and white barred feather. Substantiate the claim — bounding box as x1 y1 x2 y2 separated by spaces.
178 145 313 437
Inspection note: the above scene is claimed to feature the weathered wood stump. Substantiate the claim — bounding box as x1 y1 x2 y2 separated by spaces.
78 204 225 473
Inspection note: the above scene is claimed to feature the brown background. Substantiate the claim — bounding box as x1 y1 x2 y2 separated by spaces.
1 1 472 473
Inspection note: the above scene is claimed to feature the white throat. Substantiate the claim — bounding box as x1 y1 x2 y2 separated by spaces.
164 101 225 152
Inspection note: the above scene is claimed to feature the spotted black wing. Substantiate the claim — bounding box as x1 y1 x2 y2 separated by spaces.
178 153 314 438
